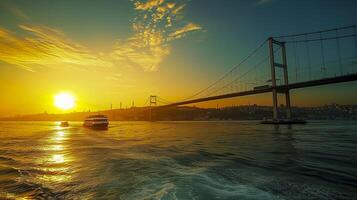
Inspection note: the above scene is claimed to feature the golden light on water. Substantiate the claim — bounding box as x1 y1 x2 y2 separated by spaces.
51 154 65 163
36 129 73 183
48 131 67 164
54 92 76 110
56 131 65 138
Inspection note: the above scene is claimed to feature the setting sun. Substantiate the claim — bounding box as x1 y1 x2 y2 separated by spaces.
54 92 76 110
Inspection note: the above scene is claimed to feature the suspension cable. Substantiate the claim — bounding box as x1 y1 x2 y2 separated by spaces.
204 53 273 97
182 39 268 101
305 34 311 80
143 96 149 107
274 24 356 39
283 34 357 43
320 32 326 77
335 29 343 75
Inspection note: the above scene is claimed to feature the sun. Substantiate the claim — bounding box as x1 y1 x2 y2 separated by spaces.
54 92 76 110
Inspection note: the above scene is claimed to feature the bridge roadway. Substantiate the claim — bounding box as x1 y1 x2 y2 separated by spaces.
158 73 357 108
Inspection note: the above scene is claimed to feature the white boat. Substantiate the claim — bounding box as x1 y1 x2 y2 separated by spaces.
83 115 109 129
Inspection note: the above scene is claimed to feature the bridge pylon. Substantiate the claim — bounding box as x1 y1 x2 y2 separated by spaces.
149 95 157 121
149 95 157 107
268 37 292 120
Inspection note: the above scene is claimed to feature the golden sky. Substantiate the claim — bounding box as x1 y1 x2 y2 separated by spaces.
0 0 206 116
1 0 357 116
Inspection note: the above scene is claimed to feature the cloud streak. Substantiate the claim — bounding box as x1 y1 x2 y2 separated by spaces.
169 23 202 39
0 25 111 71
0 0 203 72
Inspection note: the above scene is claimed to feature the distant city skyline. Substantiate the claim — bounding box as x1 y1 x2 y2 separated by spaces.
1 0 357 116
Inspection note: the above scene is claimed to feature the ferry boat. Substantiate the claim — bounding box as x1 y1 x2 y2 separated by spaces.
83 115 109 129
60 121 69 127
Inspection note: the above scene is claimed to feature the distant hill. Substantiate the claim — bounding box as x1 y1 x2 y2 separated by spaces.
0 106 209 121
1 104 356 121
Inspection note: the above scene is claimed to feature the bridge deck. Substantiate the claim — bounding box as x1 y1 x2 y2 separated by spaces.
159 73 357 108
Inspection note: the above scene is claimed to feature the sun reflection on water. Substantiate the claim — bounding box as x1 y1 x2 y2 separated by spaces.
51 144 64 151
35 128 74 185
38 174 72 182
53 131 66 142
51 154 65 163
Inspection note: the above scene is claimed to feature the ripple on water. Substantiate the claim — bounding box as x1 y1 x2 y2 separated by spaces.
0 121 356 199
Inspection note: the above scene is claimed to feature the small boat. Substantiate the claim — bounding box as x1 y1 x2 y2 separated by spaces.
60 121 69 127
83 115 109 129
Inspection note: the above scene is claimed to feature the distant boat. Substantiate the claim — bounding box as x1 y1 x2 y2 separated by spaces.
83 115 109 129
60 121 69 127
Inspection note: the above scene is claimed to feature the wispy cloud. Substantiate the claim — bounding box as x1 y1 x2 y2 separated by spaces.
169 23 202 40
8 6 29 20
134 0 165 10
0 0 202 72
0 25 111 72
0 2 30 20
105 73 122 81
111 0 203 71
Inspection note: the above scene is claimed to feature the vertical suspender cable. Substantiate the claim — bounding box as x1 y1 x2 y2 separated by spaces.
320 32 326 77
336 29 343 75
355 25 357 57
293 39 299 82
354 25 357 73
305 34 312 80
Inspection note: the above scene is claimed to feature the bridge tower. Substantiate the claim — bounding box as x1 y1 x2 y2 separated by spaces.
268 37 292 120
149 95 157 121
149 95 157 107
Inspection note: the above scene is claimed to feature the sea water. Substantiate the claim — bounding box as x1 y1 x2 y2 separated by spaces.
0 121 356 199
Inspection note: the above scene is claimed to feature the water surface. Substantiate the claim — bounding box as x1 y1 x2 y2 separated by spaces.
0 121 356 199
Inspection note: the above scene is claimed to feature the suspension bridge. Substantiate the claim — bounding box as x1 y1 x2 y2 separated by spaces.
145 25 357 123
